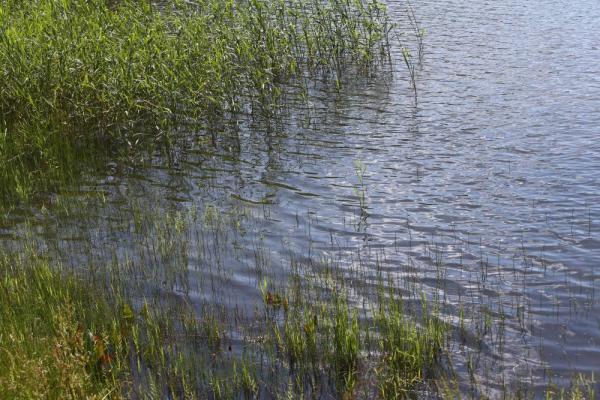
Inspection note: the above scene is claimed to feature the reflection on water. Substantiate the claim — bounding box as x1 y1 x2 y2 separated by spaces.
2 0 600 396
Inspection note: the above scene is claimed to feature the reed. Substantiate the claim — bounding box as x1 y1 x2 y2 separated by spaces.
0 0 392 202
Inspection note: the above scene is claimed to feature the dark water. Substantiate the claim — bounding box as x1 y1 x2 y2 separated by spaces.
3 0 600 396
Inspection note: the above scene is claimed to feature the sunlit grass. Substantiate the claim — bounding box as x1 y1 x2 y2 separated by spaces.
0 0 392 202
0 255 126 399
1 195 597 398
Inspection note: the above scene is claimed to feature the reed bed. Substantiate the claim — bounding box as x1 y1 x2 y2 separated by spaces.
0 244 446 399
0 0 392 201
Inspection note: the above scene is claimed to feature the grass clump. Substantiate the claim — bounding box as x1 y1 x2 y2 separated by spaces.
375 291 446 399
331 298 361 391
261 272 448 398
0 254 126 399
0 0 392 201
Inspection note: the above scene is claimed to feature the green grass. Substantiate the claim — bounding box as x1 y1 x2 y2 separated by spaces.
1 197 597 399
375 291 446 398
0 0 391 202
0 245 448 399
0 254 127 399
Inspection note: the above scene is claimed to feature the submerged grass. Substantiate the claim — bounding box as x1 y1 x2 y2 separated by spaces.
0 0 391 202
2 195 598 399
0 250 446 399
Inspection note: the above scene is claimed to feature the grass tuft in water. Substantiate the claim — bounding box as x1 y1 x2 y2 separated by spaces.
375 290 446 398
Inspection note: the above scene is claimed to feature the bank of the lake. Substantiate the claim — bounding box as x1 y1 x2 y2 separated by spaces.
2 0 599 398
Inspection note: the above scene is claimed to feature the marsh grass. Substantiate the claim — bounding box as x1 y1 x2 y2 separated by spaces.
374 291 445 398
0 197 452 399
0 254 126 399
0 254 443 399
2 194 598 399
0 0 392 202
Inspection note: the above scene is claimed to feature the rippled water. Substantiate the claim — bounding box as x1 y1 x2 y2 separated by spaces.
3 0 600 396
409 0 600 383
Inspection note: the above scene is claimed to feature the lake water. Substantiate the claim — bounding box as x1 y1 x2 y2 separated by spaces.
2 0 599 396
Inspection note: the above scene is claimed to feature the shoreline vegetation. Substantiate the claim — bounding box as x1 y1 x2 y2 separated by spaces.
1 183 448 398
0 0 391 202
0 246 447 399
0 1 597 399
0 0 444 398
1 203 596 399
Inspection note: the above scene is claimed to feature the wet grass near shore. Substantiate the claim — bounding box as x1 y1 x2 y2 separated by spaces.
1 191 597 399
0 215 447 399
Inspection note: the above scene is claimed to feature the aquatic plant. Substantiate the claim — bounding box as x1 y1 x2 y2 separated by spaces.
0 196 452 398
2 191 598 398
375 291 446 398
0 254 125 399
0 0 392 202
